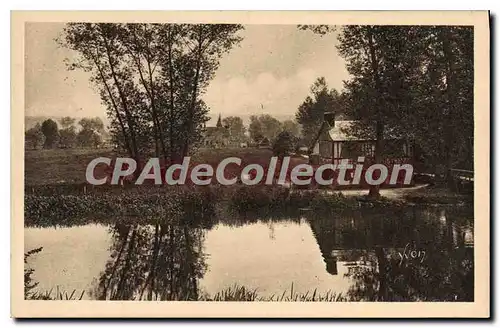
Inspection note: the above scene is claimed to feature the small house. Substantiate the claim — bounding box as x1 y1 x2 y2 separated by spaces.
310 112 414 165
257 137 271 149
309 112 415 187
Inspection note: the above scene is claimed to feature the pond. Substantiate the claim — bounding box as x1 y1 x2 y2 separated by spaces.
24 206 474 301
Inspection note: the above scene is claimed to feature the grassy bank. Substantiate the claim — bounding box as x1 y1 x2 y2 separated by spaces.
402 185 474 205
25 183 420 227
25 183 473 227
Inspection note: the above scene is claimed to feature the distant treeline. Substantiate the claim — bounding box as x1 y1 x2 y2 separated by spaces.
25 117 109 150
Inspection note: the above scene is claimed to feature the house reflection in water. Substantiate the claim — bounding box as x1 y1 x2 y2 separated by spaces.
306 206 474 301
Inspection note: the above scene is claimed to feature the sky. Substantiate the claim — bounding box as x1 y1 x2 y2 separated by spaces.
25 23 350 126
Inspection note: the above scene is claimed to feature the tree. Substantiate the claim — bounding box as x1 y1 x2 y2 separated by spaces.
411 27 474 174
59 127 77 148
77 117 104 148
60 116 76 129
281 119 301 139
222 116 246 143
272 130 296 160
60 23 243 164
299 25 474 197
249 114 282 142
59 117 77 148
77 129 102 148
40 119 59 149
25 123 45 150
336 26 393 198
79 117 105 133
296 77 344 145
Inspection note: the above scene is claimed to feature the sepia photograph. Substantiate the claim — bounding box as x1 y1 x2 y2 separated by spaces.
11 11 489 318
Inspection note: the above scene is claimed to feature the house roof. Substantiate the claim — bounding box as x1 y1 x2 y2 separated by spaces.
257 136 270 144
328 120 359 141
310 120 409 151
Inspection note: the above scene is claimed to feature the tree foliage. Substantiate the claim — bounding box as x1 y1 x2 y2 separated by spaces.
59 127 77 148
58 117 77 148
40 119 59 149
301 25 473 197
59 23 243 164
60 116 76 129
295 77 344 145
25 123 45 150
222 116 247 143
77 117 104 148
272 130 297 159
282 119 301 139
249 114 282 143
336 26 473 173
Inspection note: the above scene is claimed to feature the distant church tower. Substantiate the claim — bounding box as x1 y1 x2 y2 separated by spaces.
216 114 222 128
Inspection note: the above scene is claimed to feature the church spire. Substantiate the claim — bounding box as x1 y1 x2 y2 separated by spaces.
216 114 222 128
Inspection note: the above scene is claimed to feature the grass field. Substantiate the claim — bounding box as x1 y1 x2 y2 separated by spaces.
24 148 118 185
24 147 304 186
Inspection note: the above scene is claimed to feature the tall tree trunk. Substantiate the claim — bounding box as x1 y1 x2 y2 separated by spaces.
440 28 457 183
91 53 133 158
367 27 384 198
146 58 168 163
182 27 203 157
125 34 163 161
167 31 177 163
102 34 141 170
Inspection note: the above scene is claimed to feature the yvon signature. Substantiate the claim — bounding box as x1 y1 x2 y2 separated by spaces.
397 243 426 266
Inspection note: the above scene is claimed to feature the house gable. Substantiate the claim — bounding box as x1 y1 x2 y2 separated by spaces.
309 121 332 153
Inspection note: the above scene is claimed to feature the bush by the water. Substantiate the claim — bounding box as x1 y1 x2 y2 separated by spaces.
25 186 217 227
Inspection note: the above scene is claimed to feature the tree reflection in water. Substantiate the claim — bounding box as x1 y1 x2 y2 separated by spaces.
87 205 473 301
308 206 474 302
89 222 207 300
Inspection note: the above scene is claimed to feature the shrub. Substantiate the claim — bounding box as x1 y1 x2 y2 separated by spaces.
310 192 359 211
24 186 218 227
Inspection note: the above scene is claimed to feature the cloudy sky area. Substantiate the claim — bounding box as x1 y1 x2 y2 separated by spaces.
25 23 350 126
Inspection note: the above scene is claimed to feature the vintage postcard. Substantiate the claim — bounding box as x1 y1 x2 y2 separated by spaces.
11 11 490 318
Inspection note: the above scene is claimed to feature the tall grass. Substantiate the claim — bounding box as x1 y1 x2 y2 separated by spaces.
27 286 85 301
200 283 347 302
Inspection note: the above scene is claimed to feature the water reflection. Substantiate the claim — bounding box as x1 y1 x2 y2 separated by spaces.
308 207 474 301
24 206 473 301
89 224 206 300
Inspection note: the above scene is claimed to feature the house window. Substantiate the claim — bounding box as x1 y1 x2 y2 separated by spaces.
361 143 375 158
339 142 375 159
